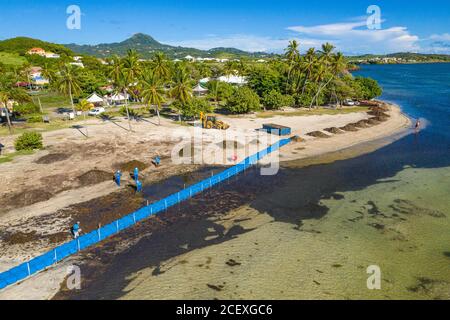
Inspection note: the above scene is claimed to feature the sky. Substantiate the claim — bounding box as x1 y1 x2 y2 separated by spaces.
1 0 450 55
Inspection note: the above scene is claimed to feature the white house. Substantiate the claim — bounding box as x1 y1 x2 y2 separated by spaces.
45 52 60 59
184 55 195 62
218 75 247 85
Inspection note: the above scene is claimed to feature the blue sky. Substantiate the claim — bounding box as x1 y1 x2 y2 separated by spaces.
1 0 450 54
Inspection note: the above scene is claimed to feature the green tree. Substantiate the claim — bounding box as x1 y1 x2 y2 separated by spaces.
354 77 382 100
262 90 294 110
151 52 171 81
15 132 43 151
56 64 81 115
139 70 166 125
226 87 260 114
0 72 31 134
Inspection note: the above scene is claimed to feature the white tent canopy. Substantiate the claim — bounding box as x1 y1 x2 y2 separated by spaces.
109 93 129 101
86 93 105 104
193 83 208 93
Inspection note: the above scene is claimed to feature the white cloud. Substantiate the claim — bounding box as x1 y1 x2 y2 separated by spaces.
287 19 420 55
164 20 449 55
429 33 450 41
166 34 320 53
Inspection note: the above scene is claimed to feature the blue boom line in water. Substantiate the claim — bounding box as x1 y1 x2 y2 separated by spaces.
0 137 293 290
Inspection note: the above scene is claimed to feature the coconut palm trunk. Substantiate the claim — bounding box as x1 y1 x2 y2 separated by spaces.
124 90 132 131
69 86 75 115
310 76 334 109
155 103 161 125
3 103 13 134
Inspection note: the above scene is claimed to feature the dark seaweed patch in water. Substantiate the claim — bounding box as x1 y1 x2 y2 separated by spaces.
368 223 385 230
332 264 343 268
226 259 241 267
367 201 382 215
207 284 224 292
329 193 345 200
443 252 450 258
407 277 440 294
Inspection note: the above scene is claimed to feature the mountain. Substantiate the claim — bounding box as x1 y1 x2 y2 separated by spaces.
65 33 272 59
0 37 73 56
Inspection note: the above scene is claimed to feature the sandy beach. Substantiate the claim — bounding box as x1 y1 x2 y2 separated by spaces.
0 103 412 299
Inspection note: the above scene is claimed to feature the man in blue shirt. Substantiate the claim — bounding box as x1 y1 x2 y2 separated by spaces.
71 222 81 239
153 156 161 167
134 167 139 181
115 170 122 187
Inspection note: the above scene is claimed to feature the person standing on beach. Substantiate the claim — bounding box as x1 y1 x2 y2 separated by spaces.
115 170 122 187
134 167 139 181
0 142 4 156
71 222 81 239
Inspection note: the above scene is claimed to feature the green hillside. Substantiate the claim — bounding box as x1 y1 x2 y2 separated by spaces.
0 52 27 66
65 33 272 59
0 37 73 56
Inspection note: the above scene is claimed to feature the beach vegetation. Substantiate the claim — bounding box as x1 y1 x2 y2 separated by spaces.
226 87 261 114
14 132 44 151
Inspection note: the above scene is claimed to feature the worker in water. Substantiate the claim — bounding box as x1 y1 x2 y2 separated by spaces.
114 170 122 187
71 221 82 239
136 180 142 193
134 167 139 181
415 119 421 132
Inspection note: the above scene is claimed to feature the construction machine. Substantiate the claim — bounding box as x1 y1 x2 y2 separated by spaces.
200 112 230 130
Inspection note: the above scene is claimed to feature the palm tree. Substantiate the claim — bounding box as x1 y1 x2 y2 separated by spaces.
76 99 93 137
223 61 237 76
0 73 31 134
139 70 165 125
319 43 336 66
285 40 300 62
171 68 193 105
300 48 316 96
122 49 142 83
56 64 81 115
309 63 327 109
310 52 347 109
112 73 133 131
208 81 221 106
151 52 171 81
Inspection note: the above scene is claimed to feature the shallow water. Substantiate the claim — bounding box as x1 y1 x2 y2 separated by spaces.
59 64 450 300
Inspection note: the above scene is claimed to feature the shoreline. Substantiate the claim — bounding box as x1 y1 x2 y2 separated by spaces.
0 102 412 299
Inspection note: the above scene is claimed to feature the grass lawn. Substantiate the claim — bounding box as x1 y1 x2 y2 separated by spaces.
0 119 78 137
29 91 72 110
0 52 27 66
256 106 370 118
0 150 35 164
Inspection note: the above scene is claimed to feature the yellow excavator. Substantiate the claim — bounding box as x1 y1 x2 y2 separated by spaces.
200 112 230 130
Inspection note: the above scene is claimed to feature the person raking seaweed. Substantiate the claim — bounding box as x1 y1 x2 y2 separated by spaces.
71 221 82 239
